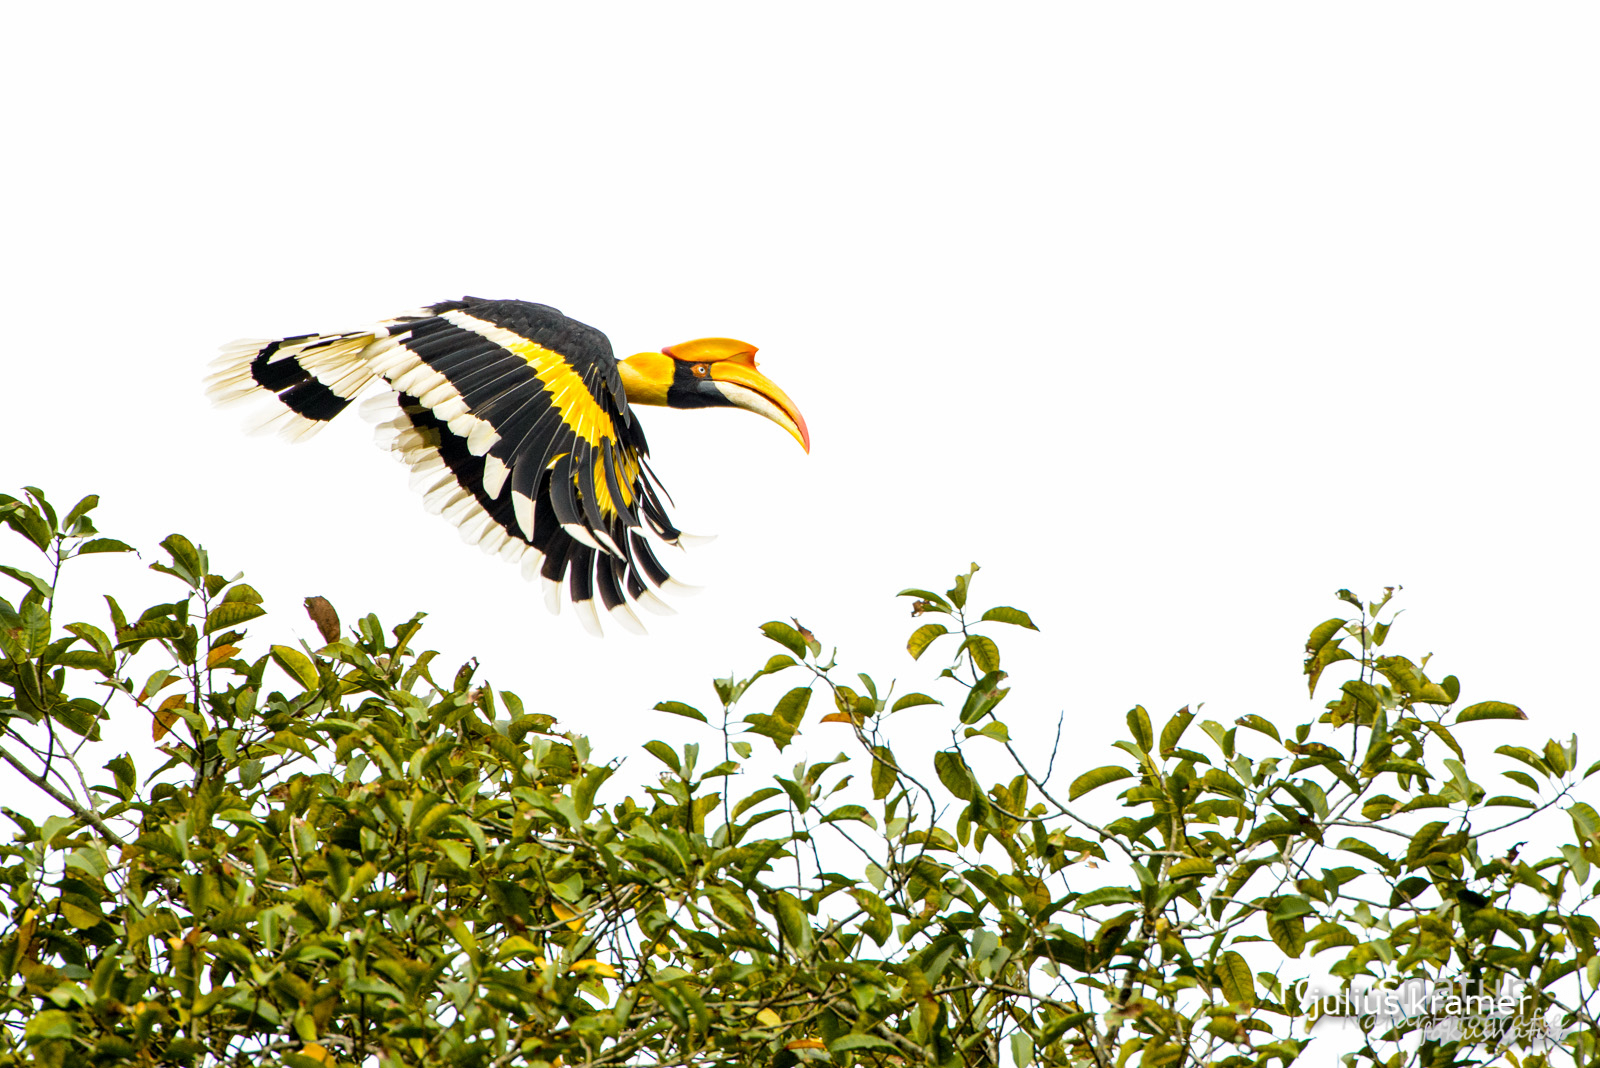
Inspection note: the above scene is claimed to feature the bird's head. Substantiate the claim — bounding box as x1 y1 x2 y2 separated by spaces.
618 338 810 452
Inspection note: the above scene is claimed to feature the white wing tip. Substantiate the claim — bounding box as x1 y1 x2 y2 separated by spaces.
609 603 647 636
562 523 603 551
634 588 676 616
660 577 702 597
574 599 603 637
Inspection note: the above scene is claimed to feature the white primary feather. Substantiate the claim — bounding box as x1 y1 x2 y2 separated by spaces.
608 602 647 636
482 456 510 499
573 599 603 637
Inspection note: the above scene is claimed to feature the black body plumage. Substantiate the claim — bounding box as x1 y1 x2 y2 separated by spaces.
204 297 688 635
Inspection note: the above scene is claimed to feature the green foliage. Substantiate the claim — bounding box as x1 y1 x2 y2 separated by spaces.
0 491 1597 1067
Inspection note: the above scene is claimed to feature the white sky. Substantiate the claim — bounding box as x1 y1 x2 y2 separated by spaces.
3 4 1597 1061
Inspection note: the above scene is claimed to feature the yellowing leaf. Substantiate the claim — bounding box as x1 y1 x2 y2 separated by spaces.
300 1043 333 1065
1456 701 1527 724
204 601 266 635
907 622 947 659
497 936 539 959
569 959 616 978
1069 765 1133 801
205 643 240 668
1216 950 1256 1007
152 694 188 742
756 1008 782 1027
786 1039 828 1050
270 644 320 690
61 900 102 929
551 902 586 932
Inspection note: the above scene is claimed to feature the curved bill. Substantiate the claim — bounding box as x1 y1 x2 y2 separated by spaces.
706 353 811 452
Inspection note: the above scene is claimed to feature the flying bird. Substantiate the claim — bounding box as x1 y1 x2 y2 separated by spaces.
205 297 809 635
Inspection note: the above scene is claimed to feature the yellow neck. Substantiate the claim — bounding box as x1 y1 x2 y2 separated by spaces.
617 351 673 406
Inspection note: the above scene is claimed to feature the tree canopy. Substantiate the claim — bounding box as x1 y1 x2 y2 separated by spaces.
1 487 1596 1068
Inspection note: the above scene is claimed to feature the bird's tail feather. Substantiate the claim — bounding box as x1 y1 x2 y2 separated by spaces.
204 329 396 439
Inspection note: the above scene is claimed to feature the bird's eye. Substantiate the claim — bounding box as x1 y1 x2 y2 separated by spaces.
691 363 710 378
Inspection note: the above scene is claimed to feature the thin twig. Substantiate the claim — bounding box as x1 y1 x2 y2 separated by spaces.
0 742 128 847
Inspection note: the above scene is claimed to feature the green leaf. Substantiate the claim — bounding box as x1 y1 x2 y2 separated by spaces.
65 621 112 656
21 600 50 655
1216 950 1256 1007
1337 837 1397 873
732 787 783 821
1308 923 1359 955
158 533 205 585
1571 801 1600 843
269 644 319 690
1069 765 1133 801
115 616 183 648
55 649 114 673
1075 886 1139 907
1422 721 1464 761
1456 701 1526 723
934 750 976 801
907 622 948 660
743 687 810 751
1126 706 1153 752
104 754 136 800
959 671 1009 724
891 692 940 712
1501 769 1540 792
980 605 1038 630
1561 844 1590 885
1305 617 1345 656
961 634 1001 673
76 538 133 555
25 1009 75 1040
206 601 266 634
897 587 953 613
1306 642 1356 695
1266 911 1306 958
870 746 898 800
758 621 808 659
0 565 51 597
61 494 98 531
644 740 681 774
1496 745 1551 777
761 654 798 675
947 563 978 609
221 583 264 604
1159 707 1193 754
1168 858 1216 879
1234 715 1281 744
964 721 1010 743
655 701 707 722
0 498 52 550
822 804 874 827
847 888 892 947
1405 821 1449 870
772 891 812 955
829 1035 900 1053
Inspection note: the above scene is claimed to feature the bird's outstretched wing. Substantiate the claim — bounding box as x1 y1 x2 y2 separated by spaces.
206 297 689 634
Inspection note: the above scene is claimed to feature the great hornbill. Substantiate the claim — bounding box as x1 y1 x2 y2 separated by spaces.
205 297 809 635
